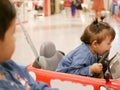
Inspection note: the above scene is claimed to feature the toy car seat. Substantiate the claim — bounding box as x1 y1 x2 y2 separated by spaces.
32 41 64 71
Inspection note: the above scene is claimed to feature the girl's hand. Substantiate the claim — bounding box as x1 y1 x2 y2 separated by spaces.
90 63 103 74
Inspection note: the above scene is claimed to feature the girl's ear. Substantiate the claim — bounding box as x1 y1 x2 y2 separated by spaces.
91 40 98 48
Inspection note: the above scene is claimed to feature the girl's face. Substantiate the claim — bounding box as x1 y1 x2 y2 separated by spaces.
95 36 112 56
0 19 16 62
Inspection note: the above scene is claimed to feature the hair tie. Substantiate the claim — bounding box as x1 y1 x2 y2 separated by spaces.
100 16 106 22
93 18 98 25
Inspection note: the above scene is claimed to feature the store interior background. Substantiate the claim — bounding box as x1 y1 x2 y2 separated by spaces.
14 0 120 25
13 0 120 65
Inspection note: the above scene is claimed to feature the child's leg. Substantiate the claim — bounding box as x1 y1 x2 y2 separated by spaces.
72 13 75 17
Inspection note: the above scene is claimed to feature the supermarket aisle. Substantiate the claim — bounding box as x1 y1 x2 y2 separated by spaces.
12 11 120 65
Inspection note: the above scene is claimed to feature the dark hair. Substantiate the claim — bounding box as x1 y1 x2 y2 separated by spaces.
81 18 116 44
0 0 16 40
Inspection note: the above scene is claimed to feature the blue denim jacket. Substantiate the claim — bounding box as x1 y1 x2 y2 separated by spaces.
56 43 97 76
0 60 58 90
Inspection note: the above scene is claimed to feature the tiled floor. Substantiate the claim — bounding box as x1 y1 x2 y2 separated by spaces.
12 10 120 65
